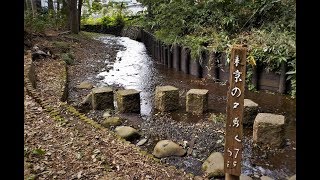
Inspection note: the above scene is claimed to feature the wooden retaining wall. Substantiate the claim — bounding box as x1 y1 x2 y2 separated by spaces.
140 29 289 94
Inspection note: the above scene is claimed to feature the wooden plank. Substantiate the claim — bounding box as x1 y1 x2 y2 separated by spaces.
224 45 247 177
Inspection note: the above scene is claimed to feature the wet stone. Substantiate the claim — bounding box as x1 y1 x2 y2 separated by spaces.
186 89 209 115
136 138 148 146
76 81 93 89
155 86 179 112
116 89 140 113
240 174 253 180
91 87 114 110
253 113 285 148
243 99 259 126
202 152 224 178
153 140 186 158
260 176 274 180
288 174 296 180
102 117 122 127
115 126 140 140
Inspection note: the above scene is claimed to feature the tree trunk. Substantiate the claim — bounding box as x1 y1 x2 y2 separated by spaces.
35 0 42 12
70 0 79 33
57 0 60 12
48 0 54 10
24 0 28 11
78 0 83 31
30 0 36 17
62 0 70 29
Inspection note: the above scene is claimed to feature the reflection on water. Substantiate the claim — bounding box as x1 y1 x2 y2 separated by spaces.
97 36 159 116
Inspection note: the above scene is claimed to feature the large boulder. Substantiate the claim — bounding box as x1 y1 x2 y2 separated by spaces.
202 152 224 178
115 126 140 140
253 113 285 148
153 140 186 158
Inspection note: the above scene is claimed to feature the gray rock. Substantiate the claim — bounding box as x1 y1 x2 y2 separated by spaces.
92 87 114 110
76 81 93 89
243 99 259 126
253 113 285 148
81 93 92 103
78 93 92 111
202 152 224 178
153 140 186 158
115 126 140 140
240 174 253 180
116 89 140 113
103 111 111 118
186 89 209 115
155 86 179 112
136 138 148 146
288 174 296 180
260 176 274 180
102 117 122 127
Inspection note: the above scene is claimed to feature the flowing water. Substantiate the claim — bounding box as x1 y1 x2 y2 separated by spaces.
95 35 296 179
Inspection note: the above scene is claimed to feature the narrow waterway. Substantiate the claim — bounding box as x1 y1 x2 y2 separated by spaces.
95 35 296 179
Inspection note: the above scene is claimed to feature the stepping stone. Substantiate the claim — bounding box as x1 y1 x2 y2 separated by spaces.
116 89 140 113
91 87 114 110
243 99 259 126
186 89 209 114
253 113 285 148
155 86 179 112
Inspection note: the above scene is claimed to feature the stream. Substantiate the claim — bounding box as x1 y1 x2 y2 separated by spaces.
93 35 296 179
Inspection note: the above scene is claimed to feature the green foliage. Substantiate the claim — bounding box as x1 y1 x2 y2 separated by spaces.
61 53 75 65
52 41 70 53
101 15 127 28
210 113 226 123
92 0 103 12
138 0 295 97
82 2 129 28
81 17 103 25
24 9 67 33
32 148 46 156
26 174 36 180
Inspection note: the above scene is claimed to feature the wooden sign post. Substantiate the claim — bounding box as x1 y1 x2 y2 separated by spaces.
224 45 247 180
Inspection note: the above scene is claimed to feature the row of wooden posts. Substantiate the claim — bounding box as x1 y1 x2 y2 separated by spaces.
140 29 288 94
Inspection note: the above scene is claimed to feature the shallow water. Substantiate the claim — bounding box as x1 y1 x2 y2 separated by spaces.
96 35 296 179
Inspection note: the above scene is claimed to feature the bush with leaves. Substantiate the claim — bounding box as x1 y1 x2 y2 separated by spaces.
136 0 295 97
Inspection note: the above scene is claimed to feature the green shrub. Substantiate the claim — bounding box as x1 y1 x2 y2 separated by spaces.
61 53 75 65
